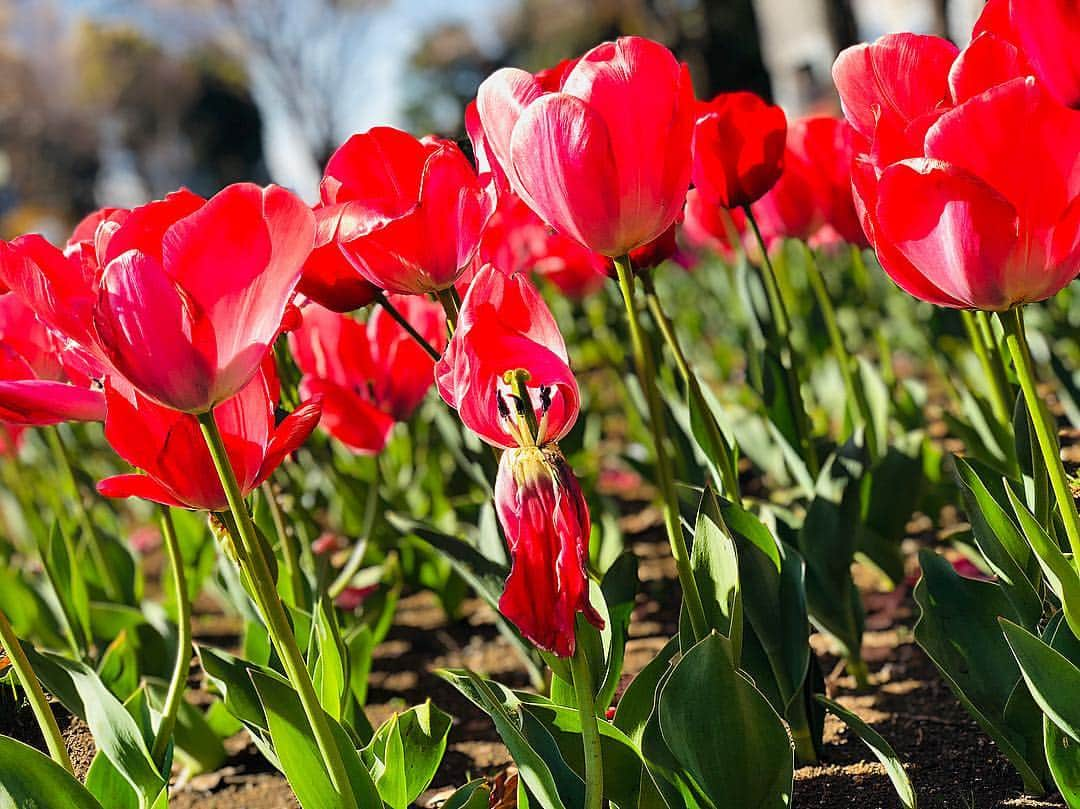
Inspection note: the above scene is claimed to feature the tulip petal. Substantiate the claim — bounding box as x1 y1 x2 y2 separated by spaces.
163 183 314 407
98 190 205 265
1010 0 1080 109
94 250 215 412
949 32 1029 104
476 67 545 186
97 474 188 509
0 380 106 424
256 396 323 484
322 127 429 224
833 34 958 139
509 94 621 255
877 159 1020 310
297 206 379 312
303 379 394 455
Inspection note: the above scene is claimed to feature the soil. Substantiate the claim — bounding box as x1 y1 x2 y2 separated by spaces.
1 532 1070 809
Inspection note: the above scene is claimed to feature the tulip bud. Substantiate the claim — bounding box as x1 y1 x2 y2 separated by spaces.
494 445 603 657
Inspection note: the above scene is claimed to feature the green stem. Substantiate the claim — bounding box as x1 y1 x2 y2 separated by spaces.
612 255 708 641
197 413 358 809
150 508 191 770
742 207 819 477
436 287 461 334
328 478 379 600
641 275 740 499
570 633 603 809
262 481 307 610
46 427 123 602
999 308 1080 559
0 607 73 774
804 245 877 459
962 311 1012 426
374 291 442 361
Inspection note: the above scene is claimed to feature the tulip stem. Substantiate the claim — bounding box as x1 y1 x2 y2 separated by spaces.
613 255 708 641
640 273 741 499
261 481 307 610
197 412 358 809
999 308 1080 558
742 207 818 478
0 606 73 775
46 427 123 602
436 288 461 334
374 291 442 361
962 311 1013 427
570 630 604 809
803 245 878 459
151 507 191 770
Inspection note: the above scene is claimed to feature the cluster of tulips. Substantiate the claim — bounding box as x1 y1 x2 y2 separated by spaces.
0 0 1078 806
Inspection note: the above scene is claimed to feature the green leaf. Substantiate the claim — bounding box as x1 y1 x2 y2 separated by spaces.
1001 618 1080 745
596 553 638 712
684 488 741 663
250 669 381 809
309 599 348 722
442 780 491 809
1045 717 1080 809
913 550 1047 793
815 696 916 808
612 637 679 746
42 522 91 653
658 633 793 809
0 735 105 809
362 702 452 809
439 669 574 809
687 379 738 494
197 646 271 733
954 458 1041 626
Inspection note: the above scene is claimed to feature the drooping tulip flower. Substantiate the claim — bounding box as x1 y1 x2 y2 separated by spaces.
97 363 321 511
436 265 602 655
303 127 493 299
289 297 446 454
692 91 787 209
0 292 105 425
0 184 316 414
476 36 694 257
835 31 1080 310
970 0 1080 109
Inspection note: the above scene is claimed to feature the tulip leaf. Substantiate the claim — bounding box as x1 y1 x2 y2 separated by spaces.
309 598 348 722
954 457 1041 625
42 522 91 654
815 696 917 808
442 780 491 809
612 637 680 746
0 734 105 809
250 669 381 809
683 487 741 662
1045 717 1080 808
1000 618 1080 745
914 550 1047 793
659 633 793 809
361 701 452 809
858 441 926 586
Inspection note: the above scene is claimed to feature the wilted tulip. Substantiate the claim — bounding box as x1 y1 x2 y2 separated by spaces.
476 36 694 257
290 297 445 454
692 91 787 210
436 265 601 655
98 363 321 511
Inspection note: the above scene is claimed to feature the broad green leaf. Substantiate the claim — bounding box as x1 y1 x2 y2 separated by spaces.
0 735 105 809
197 646 271 732
659 633 793 809
42 523 91 653
442 780 491 809
612 637 679 746
684 488 741 663
815 696 916 808
1001 619 1080 745
250 670 381 809
362 702 452 809
309 599 348 721
597 553 638 711
914 551 1047 793
1046 717 1080 809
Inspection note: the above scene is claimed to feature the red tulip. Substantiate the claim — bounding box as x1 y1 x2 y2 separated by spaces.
972 0 1080 109
835 30 1080 310
495 445 603 657
296 208 379 313
436 265 579 449
751 142 822 247
290 297 445 454
0 185 315 414
0 292 105 425
533 233 609 300
98 364 321 511
692 91 787 209
476 36 694 257
682 189 746 261
308 127 493 298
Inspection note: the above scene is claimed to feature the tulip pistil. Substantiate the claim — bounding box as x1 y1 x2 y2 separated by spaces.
502 368 545 447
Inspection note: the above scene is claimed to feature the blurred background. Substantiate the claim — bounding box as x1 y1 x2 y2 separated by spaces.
0 0 985 241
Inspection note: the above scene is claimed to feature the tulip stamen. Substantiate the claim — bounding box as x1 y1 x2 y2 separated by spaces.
503 368 541 447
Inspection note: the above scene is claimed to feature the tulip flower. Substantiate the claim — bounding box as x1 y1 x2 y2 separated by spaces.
296 209 380 313
476 36 694 257
835 31 1080 310
682 189 746 261
0 292 105 425
692 91 787 209
436 265 601 655
290 297 445 454
0 185 315 414
304 127 493 299
98 363 321 511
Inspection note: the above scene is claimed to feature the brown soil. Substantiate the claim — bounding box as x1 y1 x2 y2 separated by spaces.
2 536 1069 808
